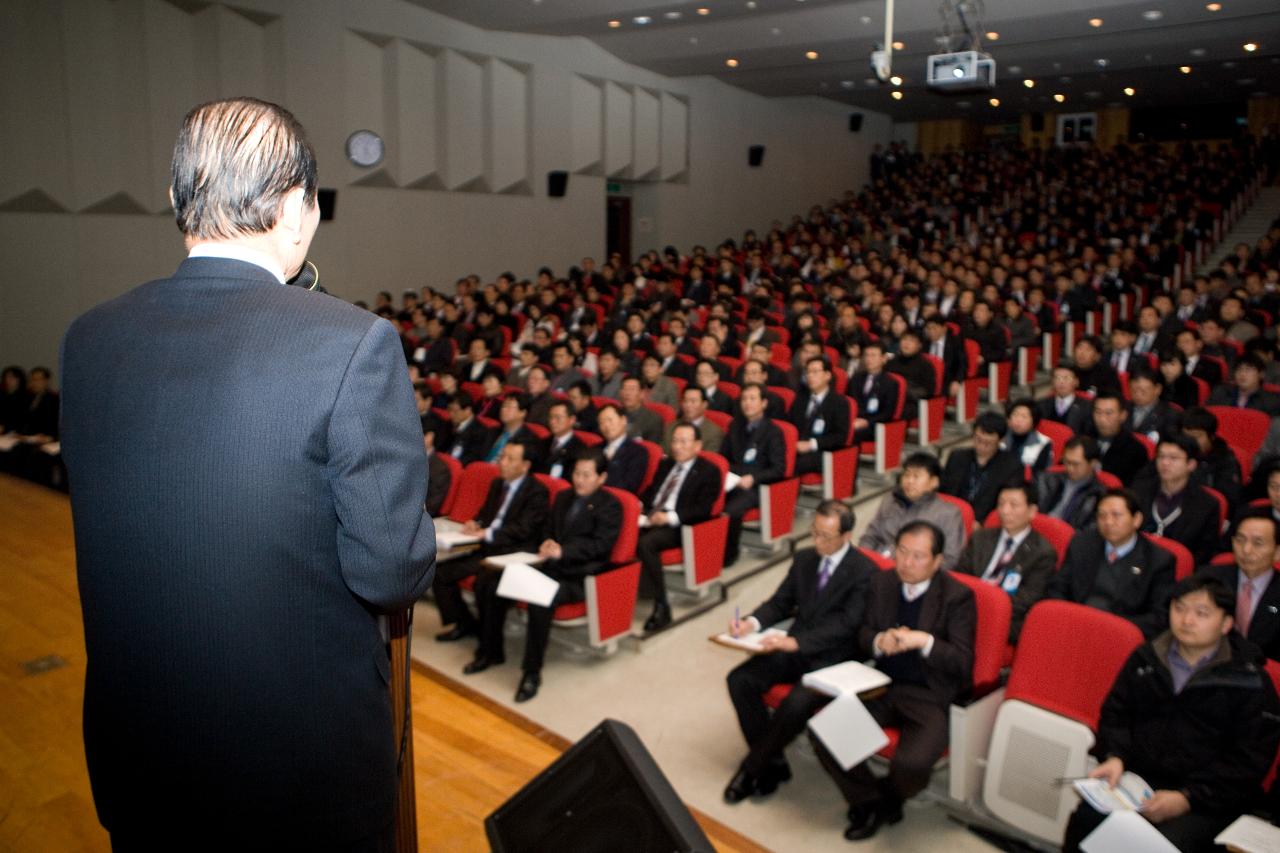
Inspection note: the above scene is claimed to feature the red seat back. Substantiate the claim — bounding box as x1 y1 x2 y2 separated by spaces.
1145 532 1194 580
859 547 896 570
1132 432 1156 460
1096 470 1123 490
703 410 732 432
773 419 798 477
963 339 982 378
534 473 571 506
604 487 642 563
524 422 550 440
883 372 907 419
716 380 741 400
1203 486 1227 534
436 452 464 516
1207 406 1269 474
448 461 499 522
922 354 945 396
768 385 796 412
637 440 663 494
937 493 975 539
981 511 1076 569
1006 601 1144 730
948 571 1013 697
1037 420 1074 464
701 451 729 515
574 430 603 447
646 401 676 426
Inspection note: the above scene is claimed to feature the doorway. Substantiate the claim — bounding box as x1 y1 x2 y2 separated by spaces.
606 195 631 265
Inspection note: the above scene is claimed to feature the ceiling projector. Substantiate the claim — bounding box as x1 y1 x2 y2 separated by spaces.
926 50 996 92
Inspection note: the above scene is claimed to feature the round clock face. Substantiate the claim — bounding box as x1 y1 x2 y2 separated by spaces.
345 130 384 167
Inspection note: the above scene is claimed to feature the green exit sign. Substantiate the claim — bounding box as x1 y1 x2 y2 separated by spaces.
607 181 622 193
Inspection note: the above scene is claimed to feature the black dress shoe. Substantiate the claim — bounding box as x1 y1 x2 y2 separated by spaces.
462 654 502 675
435 624 476 643
843 798 903 841
755 761 792 796
723 769 758 804
643 602 672 633
514 671 541 702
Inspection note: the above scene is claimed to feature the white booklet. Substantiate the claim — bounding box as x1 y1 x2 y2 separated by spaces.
437 530 483 549
1073 772 1153 814
496 562 560 607
1214 814 1280 853
806 693 889 771
710 627 788 653
1080 811 1178 853
802 660 892 697
723 472 742 492
483 551 545 568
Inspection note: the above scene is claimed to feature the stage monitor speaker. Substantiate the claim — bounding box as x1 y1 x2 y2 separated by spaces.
747 145 765 167
485 719 713 853
849 113 864 132
1030 112 1045 133
548 171 569 197
318 189 336 221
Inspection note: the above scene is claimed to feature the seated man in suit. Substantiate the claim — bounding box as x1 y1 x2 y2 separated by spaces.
1133 434 1222 564
848 341 901 443
1037 436 1107 530
723 501 875 803
484 392 541 464
694 359 735 414
433 442 548 642
1125 367 1181 444
722 383 788 566
1207 354 1280 415
540 401 584 481
597 403 648 495
653 333 691 381
445 393 494 465
1105 322 1139 375
565 380 599 434
955 481 1057 642
1072 336 1121 396
940 411 1025 526
466 449 623 702
790 356 850 477
639 354 681 410
457 337 503 385
739 358 789 418
1035 366 1091 436
422 415 451 518
1062 574 1280 853
1175 327 1225 385
548 343 587 393
590 350 625 401
1181 406 1244 509
810 520 976 841
860 452 967 571
524 366 556 427
1087 392 1149 485
1048 488 1177 638
663 385 724 455
885 330 937 406
635 423 722 631
619 376 664 445
1205 511 1280 660
923 315 966 399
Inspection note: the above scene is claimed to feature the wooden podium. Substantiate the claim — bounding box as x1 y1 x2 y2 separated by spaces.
387 608 418 853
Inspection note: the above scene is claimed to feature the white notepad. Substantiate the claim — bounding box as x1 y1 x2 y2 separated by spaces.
802 660 892 697
806 694 889 770
1214 814 1280 853
483 551 546 568
496 563 560 607
711 627 789 653
1080 811 1178 853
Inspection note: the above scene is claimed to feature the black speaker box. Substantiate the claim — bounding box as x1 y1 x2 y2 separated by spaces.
317 188 336 221
747 145 765 167
485 719 713 853
849 113 864 132
1030 112 1045 133
547 170 569 197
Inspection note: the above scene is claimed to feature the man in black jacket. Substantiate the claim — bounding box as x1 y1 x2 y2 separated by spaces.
1035 366 1091 435
1126 368 1182 443
940 411 1025 525
722 384 789 565
1133 435 1222 564
790 357 851 476
446 393 495 465
723 501 875 803
597 403 649 495
1204 512 1280 660
1073 336 1121 396
539 401 584 481
1062 574 1280 852
1037 436 1107 530
886 330 937 405
849 341 901 443
1086 392 1150 485
1049 488 1177 638
924 316 966 398
635 423 722 631
466 449 623 702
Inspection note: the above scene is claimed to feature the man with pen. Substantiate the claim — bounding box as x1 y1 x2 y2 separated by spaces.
722 501 876 804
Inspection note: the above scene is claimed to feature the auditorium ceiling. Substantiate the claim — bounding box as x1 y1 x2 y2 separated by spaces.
405 0 1280 121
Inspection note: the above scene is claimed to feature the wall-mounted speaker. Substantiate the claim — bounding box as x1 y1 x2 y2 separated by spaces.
1030 112 1045 133
747 145 765 167
849 113 864 133
547 171 569 198
317 189 336 221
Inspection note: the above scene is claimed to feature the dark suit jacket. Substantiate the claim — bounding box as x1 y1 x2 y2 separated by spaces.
449 418 494 465
1206 385 1280 416
641 456 720 524
955 528 1057 642
751 546 876 667
703 386 736 414
660 356 691 381
1127 401 1181 440
1048 530 1176 638
859 570 977 707
939 448 1025 523
540 433 584 479
790 389 851 451
605 437 649 495
60 257 434 840
1134 481 1222 564
1035 394 1091 435
848 370 900 425
1075 362 1121 395
545 487 623 579
1095 430 1149 484
722 417 788 484
426 450 451 517
1036 471 1105 530
1188 356 1224 386
1204 564 1280 660
927 333 967 386
475 475 549 555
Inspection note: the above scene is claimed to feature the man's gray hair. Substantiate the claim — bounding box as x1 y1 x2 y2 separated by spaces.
170 97 317 241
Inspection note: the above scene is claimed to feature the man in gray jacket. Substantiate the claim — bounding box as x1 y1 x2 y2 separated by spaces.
859 452 966 570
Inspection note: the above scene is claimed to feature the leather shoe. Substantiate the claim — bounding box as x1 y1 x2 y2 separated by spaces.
462 654 502 675
843 799 903 841
514 671 541 703
722 769 758 804
643 602 673 633
436 624 475 643
755 761 792 796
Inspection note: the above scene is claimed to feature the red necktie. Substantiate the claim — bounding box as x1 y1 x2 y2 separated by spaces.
1237 580 1254 637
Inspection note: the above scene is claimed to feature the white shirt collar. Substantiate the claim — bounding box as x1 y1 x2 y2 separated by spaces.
999 526 1032 550
902 577 932 601
188 243 286 283
820 542 851 570
606 436 627 454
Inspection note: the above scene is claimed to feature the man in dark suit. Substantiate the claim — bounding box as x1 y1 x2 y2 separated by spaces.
654 333 692 381
1133 435 1222 564
1035 366 1091 435
432 442 549 642
695 359 735 414
59 98 435 849
1204 512 1280 660
1048 489 1177 638
723 502 875 803
635 423 721 631
722 384 789 566
886 331 938 405
1037 436 1107 530
539 401 584 480
596 403 649 495
1125 368 1181 443
446 393 495 465
940 411 1025 525
423 415 452 517
466 450 623 702
1176 328 1225 385
955 481 1057 642
1207 355 1280 415
848 341 901 443
484 392 541 463
809 520 976 841
924 316 966 398
1086 392 1150 485
1072 336 1121 396
790 356 851 477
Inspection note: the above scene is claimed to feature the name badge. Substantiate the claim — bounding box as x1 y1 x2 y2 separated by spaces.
451 446 463 459
812 418 825 436
1001 572 1022 594
413 347 426 362
550 463 563 479
744 447 758 463
866 397 880 415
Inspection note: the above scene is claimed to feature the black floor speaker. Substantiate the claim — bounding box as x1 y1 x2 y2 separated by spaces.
485 719 713 853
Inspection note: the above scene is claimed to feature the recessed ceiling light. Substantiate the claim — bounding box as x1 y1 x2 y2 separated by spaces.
1180 65 1192 73
664 11 682 19
1024 78 1036 88
1095 58 1109 67
890 75 903 85
1142 10 1163 21
689 36 699 43
891 91 903 100
986 31 999 40
1206 2 1222 9
726 58 739 67
840 80 855 89
1190 48 1207 57
608 19 621 28
1008 65 1022 74
989 97 1000 106
1124 86 1136 96
1089 17 1103 27
1244 43 1259 52
1053 93 1066 102
860 15 872 25
633 15 651 24
697 6 711 14
806 50 819 60
892 41 905 50
1060 76 1072 83
1223 61 1237 68
1086 90 1101 98
747 0 757 8
770 27 782 35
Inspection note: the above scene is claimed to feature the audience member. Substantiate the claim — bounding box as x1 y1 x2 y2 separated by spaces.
721 384 788 566
1003 398 1054 473
1204 511 1280 660
1035 366 1091 435
445 393 494 464
790 357 849 477
1133 435 1222 564
1086 392 1149 484
596 404 647 495
940 411 1024 524
848 341 900 443
860 452 966 570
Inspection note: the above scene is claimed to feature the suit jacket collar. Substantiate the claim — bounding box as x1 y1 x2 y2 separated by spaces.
174 255 282 285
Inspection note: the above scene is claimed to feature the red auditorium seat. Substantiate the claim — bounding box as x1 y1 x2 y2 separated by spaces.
799 394 859 501
436 453 464 517
636 440 663 495
981 510 1074 568
1207 406 1269 478
1145 532 1194 581
447 462 499 523
936 493 975 545
659 451 731 595
909 354 947 446
742 419 800 549
861 372 908 474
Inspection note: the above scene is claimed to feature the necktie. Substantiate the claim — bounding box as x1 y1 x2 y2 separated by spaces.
807 397 818 418
653 464 684 511
493 482 514 526
1057 398 1068 416
565 496 585 526
816 556 834 592
1106 545 1118 564
985 536 1016 581
486 430 510 462
863 374 873 396
1238 393 1248 409
1237 579 1254 637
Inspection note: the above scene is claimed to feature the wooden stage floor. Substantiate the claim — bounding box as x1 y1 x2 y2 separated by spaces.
0 474 763 852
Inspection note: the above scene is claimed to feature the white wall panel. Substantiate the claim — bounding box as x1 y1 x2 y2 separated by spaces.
441 49 484 190
487 59 529 194
659 92 689 181
569 75 602 175
392 41 439 187
632 88 659 181
603 81 633 179
142 0 211 212
0 0 71 207
214 6 268 102
343 31 387 185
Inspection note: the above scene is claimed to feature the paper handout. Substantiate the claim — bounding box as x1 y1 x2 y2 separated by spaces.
1213 814 1280 853
495 563 560 607
723 472 742 492
802 660 892 697
1079 811 1179 853
433 518 482 550
483 551 546 568
710 627 789 653
1072 772 1153 814
806 693 889 771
